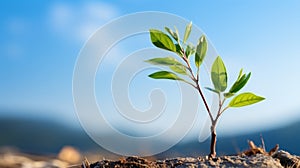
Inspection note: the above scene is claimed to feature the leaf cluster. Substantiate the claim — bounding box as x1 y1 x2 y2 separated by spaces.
206 56 264 108
146 22 264 111
147 22 206 85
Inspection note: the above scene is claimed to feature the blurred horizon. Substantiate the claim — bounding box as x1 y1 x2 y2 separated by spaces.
0 115 299 156
1 0 300 150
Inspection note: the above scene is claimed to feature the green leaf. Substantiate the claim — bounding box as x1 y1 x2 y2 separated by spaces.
211 56 227 92
145 57 187 75
229 92 265 107
170 64 187 75
165 27 178 41
148 71 183 80
150 29 176 52
238 69 243 80
185 43 195 58
183 22 192 43
229 72 251 94
146 57 182 66
205 87 220 94
195 35 207 68
224 92 234 98
175 44 183 56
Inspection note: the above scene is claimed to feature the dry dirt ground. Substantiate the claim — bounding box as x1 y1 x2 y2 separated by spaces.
80 141 300 168
0 145 299 168
83 150 299 168
2 150 298 168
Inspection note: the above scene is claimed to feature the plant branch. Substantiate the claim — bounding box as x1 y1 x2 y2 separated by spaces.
183 80 197 88
215 103 229 123
219 106 229 116
196 66 200 81
196 83 213 122
181 52 196 82
212 97 228 124
181 53 213 123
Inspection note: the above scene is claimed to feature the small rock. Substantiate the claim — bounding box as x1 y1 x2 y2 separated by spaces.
58 146 81 164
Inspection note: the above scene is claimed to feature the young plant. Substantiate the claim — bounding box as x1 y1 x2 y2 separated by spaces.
146 22 265 158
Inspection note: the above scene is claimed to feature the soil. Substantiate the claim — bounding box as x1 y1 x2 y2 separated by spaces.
84 150 299 168
0 146 299 168
81 141 299 168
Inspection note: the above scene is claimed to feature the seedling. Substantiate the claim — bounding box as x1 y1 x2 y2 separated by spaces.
146 22 265 158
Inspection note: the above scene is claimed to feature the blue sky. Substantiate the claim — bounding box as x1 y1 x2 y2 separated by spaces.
1 0 300 138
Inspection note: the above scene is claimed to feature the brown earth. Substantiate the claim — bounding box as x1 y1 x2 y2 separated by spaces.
0 150 299 168
0 145 299 168
82 150 299 168
80 141 299 168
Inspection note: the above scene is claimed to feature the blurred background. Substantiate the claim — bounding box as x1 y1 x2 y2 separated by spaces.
1 0 300 159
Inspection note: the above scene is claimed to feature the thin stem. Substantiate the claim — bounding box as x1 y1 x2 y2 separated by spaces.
215 99 228 123
219 98 226 114
196 66 200 81
218 93 221 107
180 46 216 158
181 54 213 123
185 62 197 82
209 94 226 158
209 127 217 158
183 66 195 81
183 80 197 88
219 106 229 116
195 82 213 123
